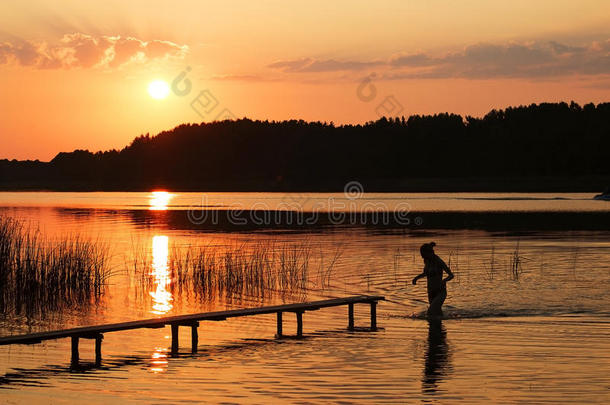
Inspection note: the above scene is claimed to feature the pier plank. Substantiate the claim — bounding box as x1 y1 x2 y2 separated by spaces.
0 295 384 346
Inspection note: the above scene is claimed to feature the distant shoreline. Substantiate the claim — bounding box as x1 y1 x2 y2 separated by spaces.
2 103 609 193
0 175 606 193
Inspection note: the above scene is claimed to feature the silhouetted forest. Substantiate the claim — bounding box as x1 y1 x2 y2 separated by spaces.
1 101 609 191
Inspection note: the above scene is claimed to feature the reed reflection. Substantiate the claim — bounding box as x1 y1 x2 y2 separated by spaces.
422 319 451 396
150 235 173 315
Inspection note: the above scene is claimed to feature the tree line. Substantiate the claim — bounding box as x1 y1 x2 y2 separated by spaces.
1 101 609 191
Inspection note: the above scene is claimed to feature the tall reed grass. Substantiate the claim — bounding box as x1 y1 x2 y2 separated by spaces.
129 240 340 302
0 216 110 318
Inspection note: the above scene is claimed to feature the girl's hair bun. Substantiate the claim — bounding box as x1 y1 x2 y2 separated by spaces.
420 242 436 256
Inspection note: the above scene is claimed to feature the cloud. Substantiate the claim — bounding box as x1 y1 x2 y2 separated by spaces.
0 33 188 69
59 33 112 68
547 41 586 55
433 41 610 79
268 57 381 73
145 39 183 59
108 36 145 67
266 39 610 80
210 74 270 82
0 40 40 66
389 53 436 67
267 58 312 72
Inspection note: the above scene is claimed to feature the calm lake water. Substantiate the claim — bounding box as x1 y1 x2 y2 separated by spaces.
1 192 610 404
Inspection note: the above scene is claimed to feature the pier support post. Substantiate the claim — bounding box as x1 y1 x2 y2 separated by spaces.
370 301 377 331
348 303 354 331
171 324 179 354
95 334 103 365
71 336 79 367
276 312 283 338
296 311 303 337
191 322 199 353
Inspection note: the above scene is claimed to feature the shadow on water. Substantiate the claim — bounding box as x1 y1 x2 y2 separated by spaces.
0 327 380 389
53 207 610 233
422 319 451 397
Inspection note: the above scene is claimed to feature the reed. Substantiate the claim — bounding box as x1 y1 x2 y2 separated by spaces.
487 245 496 280
448 249 461 283
508 241 526 280
0 216 110 318
316 244 342 289
130 240 337 301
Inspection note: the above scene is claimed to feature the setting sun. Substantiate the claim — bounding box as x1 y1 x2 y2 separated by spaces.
147 80 170 100
149 191 173 210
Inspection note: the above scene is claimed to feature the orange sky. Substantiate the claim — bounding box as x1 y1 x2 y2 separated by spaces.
1 0 609 160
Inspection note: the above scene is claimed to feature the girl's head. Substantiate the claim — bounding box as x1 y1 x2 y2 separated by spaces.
420 242 436 260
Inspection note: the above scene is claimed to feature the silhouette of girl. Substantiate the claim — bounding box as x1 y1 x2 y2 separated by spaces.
412 242 454 317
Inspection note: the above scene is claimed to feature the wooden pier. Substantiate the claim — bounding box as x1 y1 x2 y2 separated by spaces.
0 295 384 367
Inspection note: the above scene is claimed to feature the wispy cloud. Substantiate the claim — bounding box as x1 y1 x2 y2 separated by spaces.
210 74 271 82
0 33 188 69
268 57 381 73
266 39 610 80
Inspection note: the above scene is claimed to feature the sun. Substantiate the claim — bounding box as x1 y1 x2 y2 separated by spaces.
149 191 174 210
148 80 170 100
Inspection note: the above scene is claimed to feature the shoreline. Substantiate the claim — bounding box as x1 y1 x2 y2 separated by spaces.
0 175 608 193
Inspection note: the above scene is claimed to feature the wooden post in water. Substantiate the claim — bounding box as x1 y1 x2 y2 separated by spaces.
95 334 103 365
276 312 283 338
171 324 179 354
0 295 385 366
348 303 354 330
191 322 199 353
71 336 79 367
296 311 303 337
370 301 377 331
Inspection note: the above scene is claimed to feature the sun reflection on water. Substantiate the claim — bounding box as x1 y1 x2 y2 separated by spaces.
149 191 174 211
149 346 170 374
150 235 173 315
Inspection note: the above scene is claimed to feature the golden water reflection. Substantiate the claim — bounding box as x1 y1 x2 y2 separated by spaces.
149 346 170 374
150 235 173 315
149 191 174 211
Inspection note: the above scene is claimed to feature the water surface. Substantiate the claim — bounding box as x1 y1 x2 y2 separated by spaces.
1 192 609 403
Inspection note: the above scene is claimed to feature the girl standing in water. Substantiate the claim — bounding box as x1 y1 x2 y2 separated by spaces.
412 242 454 317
